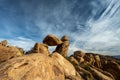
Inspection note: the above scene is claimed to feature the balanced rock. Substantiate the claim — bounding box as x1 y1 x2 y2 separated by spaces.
43 35 62 46
0 53 65 80
0 40 7 46
54 41 69 57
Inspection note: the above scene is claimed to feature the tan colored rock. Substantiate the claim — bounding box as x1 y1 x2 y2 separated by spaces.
69 56 79 65
89 67 114 80
72 51 85 63
54 41 69 57
28 42 50 55
0 40 7 46
51 52 79 78
75 66 94 80
61 35 69 42
0 45 23 63
74 51 85 58
43 35 62 46
0 54 65 80
94 55 102 68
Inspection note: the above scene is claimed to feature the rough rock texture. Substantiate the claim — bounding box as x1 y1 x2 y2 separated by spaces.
0 44 23 63
69 51 119 80
0 54 65 80
27 42 50 55
102 60 120 80
54 41 69 57
50 52 82 80
51 52 76 76
71 51 85 63
0 35 120 80
84 53 95 65
43 35 62 46
94 55 102 68
61 35 69 42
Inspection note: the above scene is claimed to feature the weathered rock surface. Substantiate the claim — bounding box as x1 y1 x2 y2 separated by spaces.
0 35 120 80
54 41 69 57
102 60 120 80
51 52 76 76
71 51 85 63
43 35 62 46
50 52 83 80
0 44 23 63
61 35 69 42
0 54 65 80
27 42 50 55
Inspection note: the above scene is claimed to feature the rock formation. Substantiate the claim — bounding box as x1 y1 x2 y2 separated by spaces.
0 54 65 80
71 51 85 63
50 52 82 80
0 35 120 80
94 55 102 68
0 41 23 63
61 35 69 42
54 41 69 57
27 42 50 55
0 40 7 46
43 35 62 46
54 35 70 57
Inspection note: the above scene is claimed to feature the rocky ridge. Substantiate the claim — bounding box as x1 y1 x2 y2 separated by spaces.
0 35 119 80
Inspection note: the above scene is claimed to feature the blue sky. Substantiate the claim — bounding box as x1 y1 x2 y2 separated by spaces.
0 0 120 55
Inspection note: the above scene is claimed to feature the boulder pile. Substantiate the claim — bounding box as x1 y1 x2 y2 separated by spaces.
0 35 119 80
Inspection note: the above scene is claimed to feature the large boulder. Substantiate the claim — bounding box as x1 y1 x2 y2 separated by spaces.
28 42 50 55
50 52 82 80
51 52 76 76
54 41 69 57
0 53 65 80
61 35 69 42
43 35 62 46
0 45 23 63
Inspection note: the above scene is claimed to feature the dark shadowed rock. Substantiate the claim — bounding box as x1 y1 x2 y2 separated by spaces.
61 35 69 42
